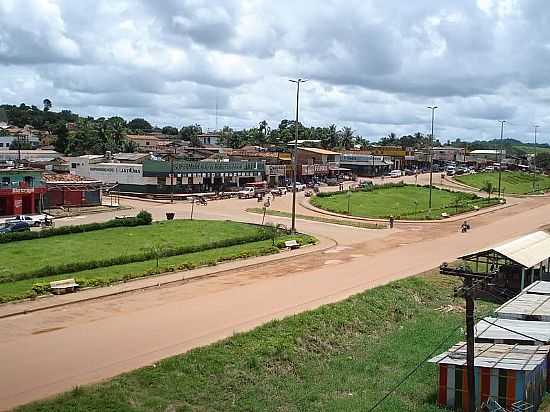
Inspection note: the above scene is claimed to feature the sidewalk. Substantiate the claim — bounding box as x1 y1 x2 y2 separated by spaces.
0 235 336 319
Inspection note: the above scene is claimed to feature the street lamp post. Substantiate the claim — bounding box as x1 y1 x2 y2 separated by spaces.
427 106 438 211
497 120 506 199
533 125 540 193
289 78 307 234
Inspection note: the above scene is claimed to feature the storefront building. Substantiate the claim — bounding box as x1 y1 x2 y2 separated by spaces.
0 169 46 216
140 160 265 193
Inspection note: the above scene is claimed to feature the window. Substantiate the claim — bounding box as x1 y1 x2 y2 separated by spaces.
146 141 150 145
1 177 10 186
24 176 34 187
0 143 3 147
71 163 77 169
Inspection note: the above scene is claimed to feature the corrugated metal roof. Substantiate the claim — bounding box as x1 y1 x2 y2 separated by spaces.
298 147 341 155
429 342 550 371
495 292 550 321
460 231 550 268
475 317 550 343
523 280 550 295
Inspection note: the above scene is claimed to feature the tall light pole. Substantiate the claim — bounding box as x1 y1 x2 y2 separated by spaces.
427 106 438 211
289 78 307 234
533 125 540 193
497 120 506 199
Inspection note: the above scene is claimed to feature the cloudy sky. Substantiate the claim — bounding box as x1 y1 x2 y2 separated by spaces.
0 0 549 143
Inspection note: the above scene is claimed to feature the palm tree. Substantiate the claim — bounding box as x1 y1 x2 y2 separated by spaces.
339 127 354 150
482 181 494 201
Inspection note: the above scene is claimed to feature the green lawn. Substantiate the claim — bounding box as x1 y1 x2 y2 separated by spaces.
455 171 550 194
17 272 502 412
0 220 263 280
0 234 315 303
311 185 496 220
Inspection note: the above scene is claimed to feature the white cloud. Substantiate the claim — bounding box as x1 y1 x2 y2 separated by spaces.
0 0 548 142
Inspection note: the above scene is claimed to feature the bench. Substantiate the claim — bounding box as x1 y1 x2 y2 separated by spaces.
284 240 300 250
50 278 80 295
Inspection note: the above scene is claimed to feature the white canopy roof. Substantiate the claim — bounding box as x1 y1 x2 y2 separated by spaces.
461 231 550 268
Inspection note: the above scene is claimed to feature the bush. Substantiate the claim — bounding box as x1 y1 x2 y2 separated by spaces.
0 216 150 244
136 210 153 225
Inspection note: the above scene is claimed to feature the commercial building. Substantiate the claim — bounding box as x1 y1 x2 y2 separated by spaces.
42 173 102 209
339 154 392 177
430 342 549 411
0 168 47 216
141 159 264 193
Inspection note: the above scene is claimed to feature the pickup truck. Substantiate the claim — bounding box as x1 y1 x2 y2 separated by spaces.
6 214 48 227
237 186 268 199
286 182 306 191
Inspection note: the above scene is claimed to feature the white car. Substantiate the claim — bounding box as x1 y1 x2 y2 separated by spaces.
389 170 402 178
287 182 306 191
6 214 48 227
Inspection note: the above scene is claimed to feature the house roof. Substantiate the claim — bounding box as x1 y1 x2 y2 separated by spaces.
494 286 550 321
475 316 550 343
42 173 101 184
429 342 550 371
113 153 150 161
298 147 340 155
470 149 501 155
460 231 550 268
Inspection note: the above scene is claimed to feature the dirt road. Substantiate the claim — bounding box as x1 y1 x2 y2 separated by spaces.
0 193 548 410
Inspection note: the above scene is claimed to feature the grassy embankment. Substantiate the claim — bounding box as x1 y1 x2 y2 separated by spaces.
0 220 315 303
455 171 550 194
17 271 504 412
311 184 498 220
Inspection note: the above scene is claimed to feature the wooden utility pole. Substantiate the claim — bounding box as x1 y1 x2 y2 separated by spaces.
440 264 491 412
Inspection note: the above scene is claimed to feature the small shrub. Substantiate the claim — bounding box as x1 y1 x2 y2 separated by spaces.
136 210 153 225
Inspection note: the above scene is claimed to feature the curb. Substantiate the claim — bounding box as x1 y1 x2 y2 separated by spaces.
0 236 337 320
300 197 514 224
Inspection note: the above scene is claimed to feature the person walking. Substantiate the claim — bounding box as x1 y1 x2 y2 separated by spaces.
389 215 395 229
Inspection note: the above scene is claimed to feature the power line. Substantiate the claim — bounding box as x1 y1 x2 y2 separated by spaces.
367 323 463 412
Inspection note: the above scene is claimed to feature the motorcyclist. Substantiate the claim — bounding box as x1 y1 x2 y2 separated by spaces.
461 221 470 233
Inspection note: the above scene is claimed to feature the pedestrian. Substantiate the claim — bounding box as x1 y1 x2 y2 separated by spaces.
389 215 394 229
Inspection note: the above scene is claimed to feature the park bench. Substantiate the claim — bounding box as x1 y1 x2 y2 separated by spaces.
50 278 80 295
284 240 300 250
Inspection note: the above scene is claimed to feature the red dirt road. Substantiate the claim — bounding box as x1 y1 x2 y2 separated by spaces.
0 195 549 410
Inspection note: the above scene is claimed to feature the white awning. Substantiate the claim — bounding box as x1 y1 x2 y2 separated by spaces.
460 231 550 268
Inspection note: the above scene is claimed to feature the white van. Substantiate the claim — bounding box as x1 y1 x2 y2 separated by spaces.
389 170 402 178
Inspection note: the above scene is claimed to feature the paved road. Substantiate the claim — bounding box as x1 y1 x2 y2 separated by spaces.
0 192 549 410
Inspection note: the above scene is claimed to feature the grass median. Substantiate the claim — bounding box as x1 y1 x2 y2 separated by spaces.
311 184 498 220
0 219 316 303
245 208 386 229
16 271 502 412
454 171 550 194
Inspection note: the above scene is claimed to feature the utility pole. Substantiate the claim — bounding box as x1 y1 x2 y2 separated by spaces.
533 125 539 193
427 106 438 211
497 120 506 199
170 145 176 204
464 276 476 412
439 264 491 412
289 78 307 234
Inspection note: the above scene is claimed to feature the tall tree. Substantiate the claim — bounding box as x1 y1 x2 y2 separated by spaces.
127 118 152 131
42 99 52 112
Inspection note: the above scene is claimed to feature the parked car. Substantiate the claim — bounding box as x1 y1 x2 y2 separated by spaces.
6 214 48 227
0 221 31 234
287 182 306 191
485 166 495 171
389 170 402 178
